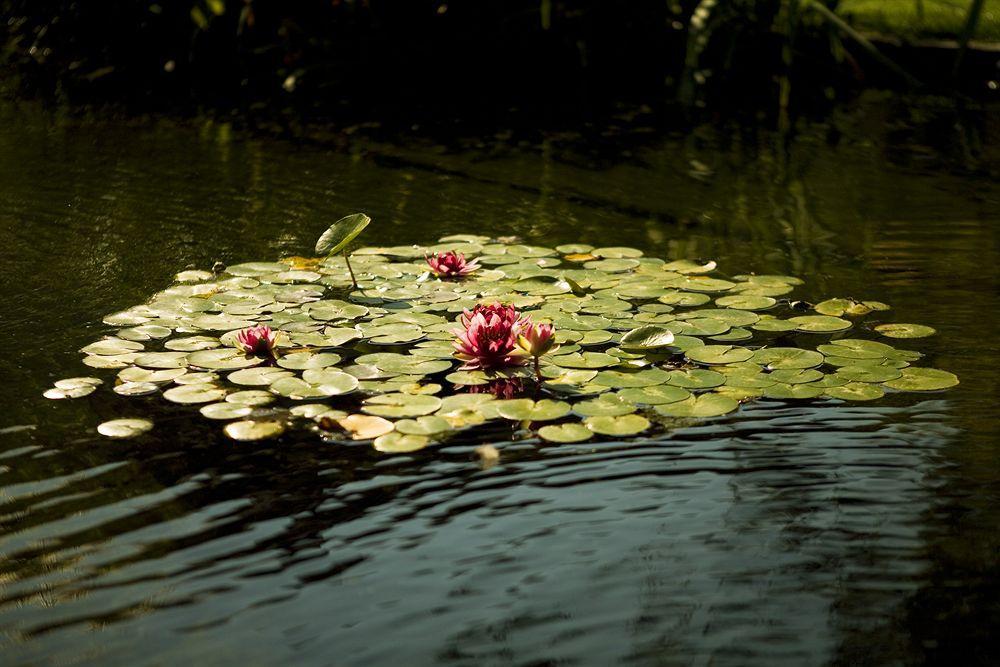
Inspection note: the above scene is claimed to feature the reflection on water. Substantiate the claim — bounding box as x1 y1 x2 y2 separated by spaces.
1 93 999 664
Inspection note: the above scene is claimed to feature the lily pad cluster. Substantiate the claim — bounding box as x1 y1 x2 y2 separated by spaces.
56 223 958 451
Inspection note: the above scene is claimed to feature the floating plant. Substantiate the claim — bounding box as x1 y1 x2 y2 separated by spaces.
50 213 959 448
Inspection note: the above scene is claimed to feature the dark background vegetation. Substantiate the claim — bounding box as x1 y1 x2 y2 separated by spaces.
6 0 993 128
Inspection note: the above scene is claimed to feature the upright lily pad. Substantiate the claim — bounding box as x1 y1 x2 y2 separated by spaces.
315 213 372 255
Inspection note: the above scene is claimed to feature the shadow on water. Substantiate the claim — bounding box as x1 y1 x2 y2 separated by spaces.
0 92 999 664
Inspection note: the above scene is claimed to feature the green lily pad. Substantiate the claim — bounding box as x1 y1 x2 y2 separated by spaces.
752 347 824 370
363 393 442 417
538 423 594 443
81 338 145 356
762 383 825 399
300 369 360 395
225 390 275 406
373 432 431 453
394 415 453 436
715 294 776 310
550 352 620 369
834 365 903 383
495 399 572 421
112 381 159 396
685 345 754 365
224 419 286 441
186 349 258 370
315 212 372 255
665 369 726 389
574 393 637 417
200 402 254 420
619 325 675 350
97 418 153 438
163 383 227 404
883 368 959 391
788 315 852 333
874 323 936 339
276 351 342 370
656 393 739 417
824 382 885 401
584 414 650 436
227 367 295 386
616 385 691 405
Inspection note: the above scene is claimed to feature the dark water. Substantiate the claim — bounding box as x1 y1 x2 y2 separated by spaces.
1 94 999 665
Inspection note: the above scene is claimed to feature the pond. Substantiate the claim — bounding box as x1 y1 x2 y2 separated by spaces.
1 93 998 664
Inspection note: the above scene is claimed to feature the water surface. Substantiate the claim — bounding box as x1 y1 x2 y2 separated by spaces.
1 95 999 665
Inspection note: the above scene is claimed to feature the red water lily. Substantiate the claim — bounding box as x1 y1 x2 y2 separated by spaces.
236 325 279 357
427 251 480 279
517 321 559 378
453 304 530 370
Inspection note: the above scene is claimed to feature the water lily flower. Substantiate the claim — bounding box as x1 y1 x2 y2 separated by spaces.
236 325 279 357
427 251 480 279
517 322 558 358
453 304 530 370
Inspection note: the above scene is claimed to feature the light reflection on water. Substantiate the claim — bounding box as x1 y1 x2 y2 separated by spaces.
0 95 998 664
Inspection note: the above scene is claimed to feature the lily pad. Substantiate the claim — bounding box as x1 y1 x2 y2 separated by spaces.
97 418 153 438
685 345 753 365
752 347 824 370
163 383 227 404
574 393 637 417
315 213 372 255
363 393 442 417
874 323 936 339
537 423 594 443
374 432 431 453
656 394 739 418
200 402 254 420
337 414 395 439
495 399 572 421
824 382 885 401
883 368 959 391
619 325 675 350
224 420 286 441
584 414 650 436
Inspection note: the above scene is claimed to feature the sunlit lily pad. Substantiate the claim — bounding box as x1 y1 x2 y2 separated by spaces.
186 349 257 370
394 416 453 436
617 385 691 405
538 423 594 443
276 351 342 370
824 382 885 401
874 323 936 339
315 213 372 255
883 368 959 391
788 315 852 333
200 402 254 420
374 432 431 453
665 369 725 389
224 419 286 441
337 414 395 439
574 393 637 417
685 345 753 365
363 393 442 417
656 394 739 418
619 326 675 350
97 418 153 438
834 365 903 383
762 383 825 399
495 399 572 421
752 347 824 370
585 414 650 436
163 383 227 404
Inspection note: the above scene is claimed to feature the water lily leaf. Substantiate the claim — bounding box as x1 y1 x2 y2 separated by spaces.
583 258 640 272
445 370 490 386
301 369 360 395
186 349 258 370
591 368 671 388
495 399 572 421
374 432 431 453
815 298 889 317
315 213 371 255
883 368 959 391
44 383 98 399
662 259 716 274
228 367 295 386
685 345 753 365
118 366 187 384
363 393 442 417
83 353 139 369
225 390 275 406
98 418 153 438
200 402 254 420
550 352 620 369
617 385 691 405
277 351 342 370
164 336 221 352
269 377 330 400
824 382 885 401
762 383 825 399
816 339 894 360
437 393 496 414
709 327 753 342
394 415 453 436
538 423 594 443
163 383 227 404
656 393 739 417
751 318 797 332
834 365 902 383
658 291 711 307
574 393 637 417
224 419 286 441
112 381 159 396
556 243 595 254
363 323 425 345
619 325 675 350
674 277 735 293
81 338 145 356
665 369 726 389
670 318 730 337
788 315 852 333
715 294 776 310
767 368 824 384
874 323 936 339
585 414 650 436
54 376 103 391
338 414 395 439
752 347 824 370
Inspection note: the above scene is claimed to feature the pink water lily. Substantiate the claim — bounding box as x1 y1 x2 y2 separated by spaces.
453 304 530 370
236 325 279 357
427 251 480 279
517 322 558 358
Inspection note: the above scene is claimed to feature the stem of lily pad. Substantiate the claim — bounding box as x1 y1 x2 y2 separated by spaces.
533 356 541 383
343 250 358 289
